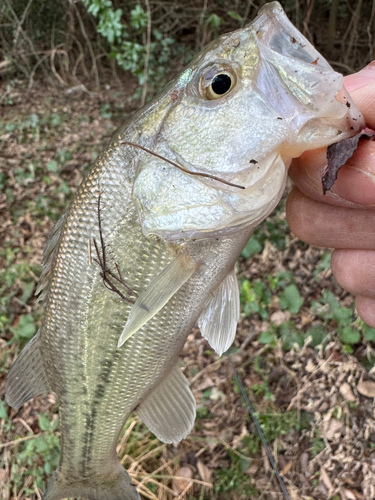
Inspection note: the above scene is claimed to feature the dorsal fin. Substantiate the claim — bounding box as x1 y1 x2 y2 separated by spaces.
35 213 67 305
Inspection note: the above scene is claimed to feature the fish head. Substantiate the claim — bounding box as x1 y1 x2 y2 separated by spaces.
132 1 365 241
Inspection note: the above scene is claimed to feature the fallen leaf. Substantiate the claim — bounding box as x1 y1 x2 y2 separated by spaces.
324 418 344 441
339 382 356 402
322 130 375 194
343 489 357 500
197 459 212 484
172 466 193 494
195 376 214 391
357 378 375 398
319 467 333 494
280 460 293 475
270 310 291 326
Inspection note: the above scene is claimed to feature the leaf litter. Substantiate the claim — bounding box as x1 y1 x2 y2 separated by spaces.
1 79 375 500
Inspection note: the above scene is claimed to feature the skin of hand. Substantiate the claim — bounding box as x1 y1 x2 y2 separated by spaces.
286 61 375 328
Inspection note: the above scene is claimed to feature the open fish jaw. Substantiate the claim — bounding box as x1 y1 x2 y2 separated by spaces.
5 3 365 500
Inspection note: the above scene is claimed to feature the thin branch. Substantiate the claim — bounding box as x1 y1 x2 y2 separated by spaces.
141 0 152 107
121 141 245 190
13 0 34 47
92 191 138 305
72 0 100 89
0 433 41 449
226 353 291 500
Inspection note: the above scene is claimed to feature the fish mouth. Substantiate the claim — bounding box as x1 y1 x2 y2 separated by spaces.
250 2 365 153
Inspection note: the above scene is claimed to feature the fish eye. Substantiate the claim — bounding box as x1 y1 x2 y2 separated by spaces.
199 66 237 100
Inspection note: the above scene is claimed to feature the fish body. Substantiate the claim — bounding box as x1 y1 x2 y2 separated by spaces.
6 3 364 500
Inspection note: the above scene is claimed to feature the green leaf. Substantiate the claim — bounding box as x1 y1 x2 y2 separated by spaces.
258 330 276 345
333 306 352 327
38 414 51 431
100 103 112 119
339 326 360 345
307 325 329 347
50 114 61 126
28 114 39 128
363 324 375 341
206 13 223 28
5 123 16 132
279 321 304 350
20 281 34 304
279 284 303 314
47 160 58 172
10 314 36 340
241 236 262 259
227 10 242 21
0 400 8 419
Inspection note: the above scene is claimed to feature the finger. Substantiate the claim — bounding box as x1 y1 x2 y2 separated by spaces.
286 187 375 249
345 61 375 130
355 296 375 329
331 249 375 297
289 140 375 206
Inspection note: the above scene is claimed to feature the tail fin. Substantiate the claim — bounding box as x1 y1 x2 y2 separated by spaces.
43 466 141 500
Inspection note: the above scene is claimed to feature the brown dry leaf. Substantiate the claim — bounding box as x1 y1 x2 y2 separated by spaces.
300 452 309 474
357 378 375 398
343 489 357 500
172 466 193 494
319 467 333 495
280 460 293 475
197 459 212 485
0 469 10 499
324 418 345 440
322 131 375 194
195 376 214 391
339 382 356 402
270 310 291 326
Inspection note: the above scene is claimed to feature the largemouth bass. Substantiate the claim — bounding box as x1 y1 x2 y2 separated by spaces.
6 3 364 499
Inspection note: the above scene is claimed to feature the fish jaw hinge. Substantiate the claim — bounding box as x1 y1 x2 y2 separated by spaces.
92 190 138 304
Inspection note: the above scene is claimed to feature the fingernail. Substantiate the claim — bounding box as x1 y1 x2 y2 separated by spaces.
344 61 375 92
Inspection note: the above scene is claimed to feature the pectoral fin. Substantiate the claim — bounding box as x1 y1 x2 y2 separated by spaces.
136 363 196 443
198 269 240 356
118 252 198 347
5 330 51 410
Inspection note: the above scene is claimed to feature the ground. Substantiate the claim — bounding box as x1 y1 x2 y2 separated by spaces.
1 78 375 500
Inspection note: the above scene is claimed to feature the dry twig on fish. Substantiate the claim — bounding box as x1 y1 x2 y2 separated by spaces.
92 190 138 305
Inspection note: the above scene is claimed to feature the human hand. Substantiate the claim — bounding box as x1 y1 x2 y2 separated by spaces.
286 62 375 327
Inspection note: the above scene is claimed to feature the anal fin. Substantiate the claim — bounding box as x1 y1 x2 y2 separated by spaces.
136 364 196 443
6 330 51 410
118 251 199 347
198 269 240 356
